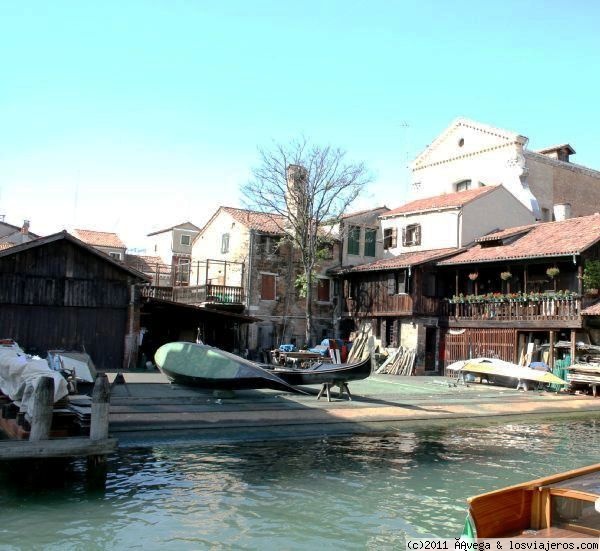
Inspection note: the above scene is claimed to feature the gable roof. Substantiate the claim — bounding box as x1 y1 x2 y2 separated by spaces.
147 221 202 237
0 231 149 281
382 186 498 218
341 206 390 220
438 214 600 265
0 220 40 240
412 118 526 170
73 228 126 249
342 247 458 273
221 206 287 234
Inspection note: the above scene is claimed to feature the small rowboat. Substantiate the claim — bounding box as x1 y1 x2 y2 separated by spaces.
464 463 600 539
154 342 303 393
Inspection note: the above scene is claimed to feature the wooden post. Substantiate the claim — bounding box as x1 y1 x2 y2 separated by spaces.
570 329 577 367
549 330 555 370
29 376 55 441
90 374 110 441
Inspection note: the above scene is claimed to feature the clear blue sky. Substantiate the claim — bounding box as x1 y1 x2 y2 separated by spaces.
1 1 599 250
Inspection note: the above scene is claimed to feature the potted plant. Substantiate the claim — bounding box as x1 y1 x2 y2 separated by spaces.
546 267 560 279
583 259 600 295
500 271 512 281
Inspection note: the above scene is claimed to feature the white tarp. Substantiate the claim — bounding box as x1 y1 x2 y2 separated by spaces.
0 342 69 412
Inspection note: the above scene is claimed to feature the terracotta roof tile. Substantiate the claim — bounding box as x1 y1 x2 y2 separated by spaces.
125 254 165 273
345 247 458 273
383 186 497 217
0 241 14 251
73 229 126 249
438 214 600 265
222 207 287 234
582 300 600 316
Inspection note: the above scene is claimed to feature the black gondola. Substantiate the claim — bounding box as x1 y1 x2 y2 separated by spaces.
270 356 372 386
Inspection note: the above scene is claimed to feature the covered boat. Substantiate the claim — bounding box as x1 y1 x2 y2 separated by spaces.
464 463 600 538
270 356 372 386
154 342 303 393
447 357 567 388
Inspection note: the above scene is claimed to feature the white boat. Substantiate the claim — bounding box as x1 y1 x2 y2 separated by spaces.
447 357 567 387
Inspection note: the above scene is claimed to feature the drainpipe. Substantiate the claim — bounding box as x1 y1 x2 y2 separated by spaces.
456 209 463 248
247 229 254 311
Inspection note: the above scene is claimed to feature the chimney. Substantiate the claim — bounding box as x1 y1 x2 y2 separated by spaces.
553 203 572 221
537 144 575 163
21 220 30 235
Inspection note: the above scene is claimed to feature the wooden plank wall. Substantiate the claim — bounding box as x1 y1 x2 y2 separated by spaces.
444 328 517 368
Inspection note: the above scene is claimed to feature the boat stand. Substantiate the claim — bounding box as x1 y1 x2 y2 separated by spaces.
317 382 352 402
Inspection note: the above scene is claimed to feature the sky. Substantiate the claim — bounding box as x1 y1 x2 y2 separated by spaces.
1 1 599 251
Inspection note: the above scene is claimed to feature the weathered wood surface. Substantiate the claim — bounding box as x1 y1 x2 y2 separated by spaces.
28 376 55 441
90 374 110 441
0 437 117 460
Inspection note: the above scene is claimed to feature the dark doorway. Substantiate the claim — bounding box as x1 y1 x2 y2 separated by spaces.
424 327 437 372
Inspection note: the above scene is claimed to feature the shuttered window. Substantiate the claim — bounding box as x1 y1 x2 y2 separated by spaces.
317 278 330 302
261 274 276 300
364 228 376 257
348 226 360 255
383 228 397 250
402 224 421 247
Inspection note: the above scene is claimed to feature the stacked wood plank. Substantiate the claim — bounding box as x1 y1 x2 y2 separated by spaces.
347 322 380 363
375 347 417 376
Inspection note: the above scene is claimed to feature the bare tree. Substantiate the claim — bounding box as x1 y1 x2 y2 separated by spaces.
242 138 372 345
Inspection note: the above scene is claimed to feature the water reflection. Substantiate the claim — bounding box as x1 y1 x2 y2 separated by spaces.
1 417 600 550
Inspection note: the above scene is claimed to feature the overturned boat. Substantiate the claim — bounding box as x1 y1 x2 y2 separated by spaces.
447 357 567 388
154 342 304 393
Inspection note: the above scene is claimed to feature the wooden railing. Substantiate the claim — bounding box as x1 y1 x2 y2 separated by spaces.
140 284 244 305
344 294 441 317
174 284 244 305
441 297 581 322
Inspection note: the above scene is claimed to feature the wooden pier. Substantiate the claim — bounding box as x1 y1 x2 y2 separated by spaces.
0 374 116 462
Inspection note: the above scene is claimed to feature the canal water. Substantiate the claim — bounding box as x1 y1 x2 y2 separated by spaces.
2 416 600 550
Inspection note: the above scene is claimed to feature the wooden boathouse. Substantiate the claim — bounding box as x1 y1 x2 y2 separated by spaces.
0 231 149 370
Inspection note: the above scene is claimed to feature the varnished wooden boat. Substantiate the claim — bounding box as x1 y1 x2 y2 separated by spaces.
465 463 600 538
270 356 372 386
154 342 304 393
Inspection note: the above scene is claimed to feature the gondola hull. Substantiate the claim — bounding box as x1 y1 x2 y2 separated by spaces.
154 342 303 393
272 356 372 386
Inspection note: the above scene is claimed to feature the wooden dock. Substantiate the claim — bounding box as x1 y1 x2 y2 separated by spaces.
0 373 117 462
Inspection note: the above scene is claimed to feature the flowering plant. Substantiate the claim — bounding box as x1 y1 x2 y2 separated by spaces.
500 271 512 281
468 272 479 281
546 267 560 279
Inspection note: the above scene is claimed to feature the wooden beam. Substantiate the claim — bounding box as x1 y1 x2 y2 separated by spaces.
90 374 111 441
570 329 577 365
29 376 54 441
549 330 555 370
0 437 117 460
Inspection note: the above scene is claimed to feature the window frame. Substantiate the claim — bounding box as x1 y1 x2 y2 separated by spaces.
260 273 276 301
221 233 230 254
317 277 331 303
180 234 191 246
402 224 421 247
364 228 377 257
347 225 361 256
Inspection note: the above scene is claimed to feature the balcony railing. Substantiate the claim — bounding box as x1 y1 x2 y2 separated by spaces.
344 294 440 317
173 284 244 305
442 296 581 322
140 284 244 305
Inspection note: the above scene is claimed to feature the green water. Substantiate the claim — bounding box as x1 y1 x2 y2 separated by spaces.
2 417 600 550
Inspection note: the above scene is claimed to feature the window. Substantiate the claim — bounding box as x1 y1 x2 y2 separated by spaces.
347 226 360 255
364 228 376 257
402 224 421 246
180 234 191 246
258 235 278 255
387 271 407 295
221 233 230 254
109 252 122 260
383 228 397 250
260 274 276 300
317 278 331 302
455 180 471 192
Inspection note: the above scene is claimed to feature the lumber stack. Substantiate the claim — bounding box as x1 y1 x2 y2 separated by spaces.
375 347 417 376
347 322 380 363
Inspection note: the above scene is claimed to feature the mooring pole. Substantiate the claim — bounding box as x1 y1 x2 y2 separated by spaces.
29 376 55 441
90 373 110 441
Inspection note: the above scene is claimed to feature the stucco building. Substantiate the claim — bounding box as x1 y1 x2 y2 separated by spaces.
411 118 600 222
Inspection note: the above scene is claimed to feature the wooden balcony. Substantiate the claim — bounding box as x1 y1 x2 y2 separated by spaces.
344 294 440 317
141 284 244 305
442 297 583 328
